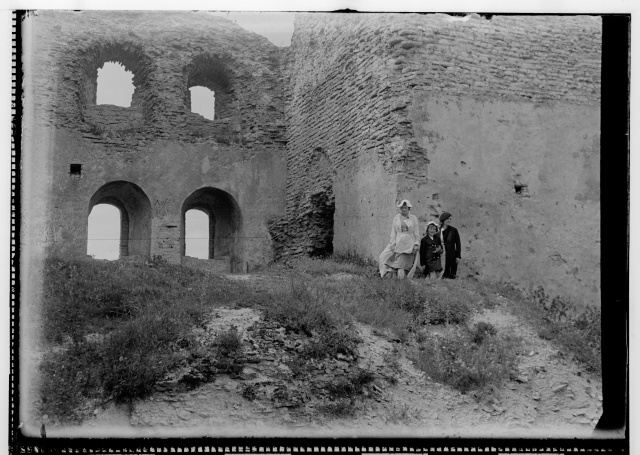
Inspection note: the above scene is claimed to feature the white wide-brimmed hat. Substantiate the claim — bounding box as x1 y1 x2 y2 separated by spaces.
396 199 412 208
426 220 439 229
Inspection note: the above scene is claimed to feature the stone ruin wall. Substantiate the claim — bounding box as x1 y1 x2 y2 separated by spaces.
22 11 602 308
23 11 287 273
274 13 601 307
270 14 416 258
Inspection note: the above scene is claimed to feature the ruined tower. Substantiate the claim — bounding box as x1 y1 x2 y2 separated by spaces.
23 11 287 272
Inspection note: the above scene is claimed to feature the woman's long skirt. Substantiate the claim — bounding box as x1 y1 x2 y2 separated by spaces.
385 252 415 271
379 248 416 277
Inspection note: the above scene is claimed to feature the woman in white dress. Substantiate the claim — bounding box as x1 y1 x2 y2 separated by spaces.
378 200 420 279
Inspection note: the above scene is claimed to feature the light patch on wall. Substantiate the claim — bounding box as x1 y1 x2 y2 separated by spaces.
202 156 211 174
190 86 215 120
185 209 209 259
96 62 134 107
87 204 120 260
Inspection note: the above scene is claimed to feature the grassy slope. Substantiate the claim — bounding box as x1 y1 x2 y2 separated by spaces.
34 254 601 424
38 255 256 421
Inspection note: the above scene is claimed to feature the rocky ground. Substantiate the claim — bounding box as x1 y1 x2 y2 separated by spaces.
31 273 603 439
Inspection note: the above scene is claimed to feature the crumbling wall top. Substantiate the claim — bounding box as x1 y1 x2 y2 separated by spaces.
28 11 287 149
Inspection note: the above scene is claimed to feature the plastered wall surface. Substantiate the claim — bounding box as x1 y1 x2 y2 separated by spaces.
397 14 601 306
407 97 600 306
23 11 287 272
49 131 285 267
333 152 399 260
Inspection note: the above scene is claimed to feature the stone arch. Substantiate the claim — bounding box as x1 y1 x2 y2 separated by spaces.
183 53 233 120
180 187 243 264
88 181 152 258
78 41 154 131
305 187 335 257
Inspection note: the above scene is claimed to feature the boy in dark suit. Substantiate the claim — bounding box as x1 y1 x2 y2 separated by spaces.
439 212 461 279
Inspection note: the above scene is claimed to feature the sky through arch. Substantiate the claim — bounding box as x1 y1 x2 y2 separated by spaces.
87 204 120 260
185 209 209 259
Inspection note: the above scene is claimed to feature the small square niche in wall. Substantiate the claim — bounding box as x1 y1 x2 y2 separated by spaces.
70 164 82 176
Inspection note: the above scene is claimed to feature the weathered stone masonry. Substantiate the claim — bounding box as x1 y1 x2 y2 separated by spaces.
271 13 601 307
270 14 419 259
23 12 601 308
23 11 287 272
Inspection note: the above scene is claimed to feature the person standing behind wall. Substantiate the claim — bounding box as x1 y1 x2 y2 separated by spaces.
439 212 461 279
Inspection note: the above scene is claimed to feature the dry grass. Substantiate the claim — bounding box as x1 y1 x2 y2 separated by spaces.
37 253 599 425
482 281 601 374
264 280 360 359
38 254 252 422
412 323 521 394
282 254 375 277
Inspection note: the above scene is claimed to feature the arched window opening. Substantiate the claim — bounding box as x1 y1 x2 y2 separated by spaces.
80 42 150 132
181 187 242 270
96 62 134 107
87 204 121 260
184 54 232 121
189 86 215 120
185 209 211 259
88 181 152 258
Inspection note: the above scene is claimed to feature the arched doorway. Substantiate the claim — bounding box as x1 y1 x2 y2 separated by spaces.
87 203 121 259
88 181 152 258
184 208 210 259
180 187 242 265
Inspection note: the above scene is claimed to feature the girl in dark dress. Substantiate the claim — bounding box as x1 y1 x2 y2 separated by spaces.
420 221 443 280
